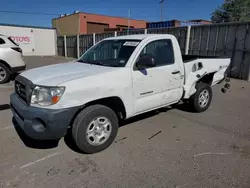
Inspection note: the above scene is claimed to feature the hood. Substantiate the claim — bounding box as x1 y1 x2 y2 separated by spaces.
20 61 117 86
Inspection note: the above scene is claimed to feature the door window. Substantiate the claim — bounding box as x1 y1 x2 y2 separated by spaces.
139 39 175 67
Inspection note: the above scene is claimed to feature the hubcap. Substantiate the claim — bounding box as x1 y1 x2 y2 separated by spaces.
86 117 112 146
198 89 209 108
0 66 7 82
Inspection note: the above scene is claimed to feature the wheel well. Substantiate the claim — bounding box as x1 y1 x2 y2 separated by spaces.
82 97 127 120
0 60 11 70
198 73 215 85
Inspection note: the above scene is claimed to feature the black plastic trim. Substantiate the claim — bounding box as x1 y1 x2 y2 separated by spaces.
11 65 26 73
10 93 80 140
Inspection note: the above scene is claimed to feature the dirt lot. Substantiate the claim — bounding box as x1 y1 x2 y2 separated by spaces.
0 56 250 188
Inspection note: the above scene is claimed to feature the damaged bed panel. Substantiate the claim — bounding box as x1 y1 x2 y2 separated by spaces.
183 58 231 98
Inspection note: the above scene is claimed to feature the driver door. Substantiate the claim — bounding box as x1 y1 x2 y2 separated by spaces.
132 39 183 114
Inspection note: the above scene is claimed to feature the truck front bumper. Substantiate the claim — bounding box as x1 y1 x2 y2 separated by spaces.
10 93 79 140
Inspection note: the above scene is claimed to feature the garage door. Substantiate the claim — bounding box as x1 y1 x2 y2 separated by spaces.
87 22 109 34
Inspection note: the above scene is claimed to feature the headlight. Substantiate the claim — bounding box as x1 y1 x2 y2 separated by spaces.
31 86 65 106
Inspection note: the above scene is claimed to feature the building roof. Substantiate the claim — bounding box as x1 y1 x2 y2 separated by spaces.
79 12 146 21
0 23 55 30
147 19 211 24
188 19 211 22
53 11 146 22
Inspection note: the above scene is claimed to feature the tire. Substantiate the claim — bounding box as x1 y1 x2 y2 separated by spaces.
0 63 11 84
72 105 119 154
189 82 212 113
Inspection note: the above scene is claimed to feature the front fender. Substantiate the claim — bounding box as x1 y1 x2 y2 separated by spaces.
56 73 134 117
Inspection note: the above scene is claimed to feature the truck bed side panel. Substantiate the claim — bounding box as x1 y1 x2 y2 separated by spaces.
183 58 230 98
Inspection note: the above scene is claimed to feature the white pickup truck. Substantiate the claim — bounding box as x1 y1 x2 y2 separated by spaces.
10 34 230 154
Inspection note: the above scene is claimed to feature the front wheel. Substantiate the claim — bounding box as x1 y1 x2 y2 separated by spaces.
0 63 11 84
189 82 212 112
72 105 119 154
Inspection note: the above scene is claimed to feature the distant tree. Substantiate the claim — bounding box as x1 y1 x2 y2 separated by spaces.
211 0 250 23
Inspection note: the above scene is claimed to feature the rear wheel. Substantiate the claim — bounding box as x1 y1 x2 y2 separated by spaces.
0 63 11 84
72 105 119 154
189 82 212 112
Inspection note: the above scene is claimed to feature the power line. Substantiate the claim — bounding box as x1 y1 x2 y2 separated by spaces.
0 10 59 16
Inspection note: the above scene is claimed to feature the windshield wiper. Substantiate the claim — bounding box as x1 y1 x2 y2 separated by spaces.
76 59 86 63
77 59 109 66
88 61 108 66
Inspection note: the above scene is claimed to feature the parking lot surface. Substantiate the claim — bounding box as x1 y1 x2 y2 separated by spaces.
0 56 250 188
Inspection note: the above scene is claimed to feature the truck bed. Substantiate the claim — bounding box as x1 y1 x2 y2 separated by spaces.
182 55 221 63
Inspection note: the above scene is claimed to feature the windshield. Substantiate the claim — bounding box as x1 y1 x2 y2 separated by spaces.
78 39 141 67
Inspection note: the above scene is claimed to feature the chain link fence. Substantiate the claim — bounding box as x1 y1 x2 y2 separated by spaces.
57 22 250 80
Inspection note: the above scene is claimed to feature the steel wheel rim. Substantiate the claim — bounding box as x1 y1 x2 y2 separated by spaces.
198 89 209 108
0 66 7 81
86 117 112 146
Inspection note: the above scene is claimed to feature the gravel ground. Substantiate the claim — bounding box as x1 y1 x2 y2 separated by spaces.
0 56 250 188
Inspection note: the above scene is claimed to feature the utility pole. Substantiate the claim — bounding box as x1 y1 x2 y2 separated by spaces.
127 9 131 35
159 0 164 22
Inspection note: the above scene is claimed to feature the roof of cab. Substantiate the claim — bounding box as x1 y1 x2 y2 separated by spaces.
104 34 173 41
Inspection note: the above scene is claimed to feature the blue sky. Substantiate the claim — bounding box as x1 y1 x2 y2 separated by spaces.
0 0 223 27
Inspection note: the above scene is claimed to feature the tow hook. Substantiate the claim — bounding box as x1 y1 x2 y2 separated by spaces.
221 77 231 93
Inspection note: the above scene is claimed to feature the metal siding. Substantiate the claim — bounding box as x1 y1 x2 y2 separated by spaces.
79 34 94 56
242 24 250 80
126 29 145 35
146 21 173 29
95 33 114 43
59 22 250 80
117 31 127 36
66 36 77 57
57 36 64 56
199 26 208 56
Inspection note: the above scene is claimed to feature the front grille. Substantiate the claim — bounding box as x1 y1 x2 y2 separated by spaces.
15 80 27 103
15 75 34 105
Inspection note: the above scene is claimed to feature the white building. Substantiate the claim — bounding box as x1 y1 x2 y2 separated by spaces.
0 23 57 56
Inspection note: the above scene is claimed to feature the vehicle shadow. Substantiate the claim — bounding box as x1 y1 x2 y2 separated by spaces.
12 103 191 153
11 72 20 81
12 118 59 149
64 106 172 154
120 106 171 127
0 104 10 111
173 102 196 113
64 132 82 154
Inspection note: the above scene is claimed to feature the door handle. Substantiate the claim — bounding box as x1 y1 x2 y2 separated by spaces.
172 70 181 74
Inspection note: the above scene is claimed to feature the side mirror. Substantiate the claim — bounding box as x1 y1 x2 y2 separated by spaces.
136 54 156 70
